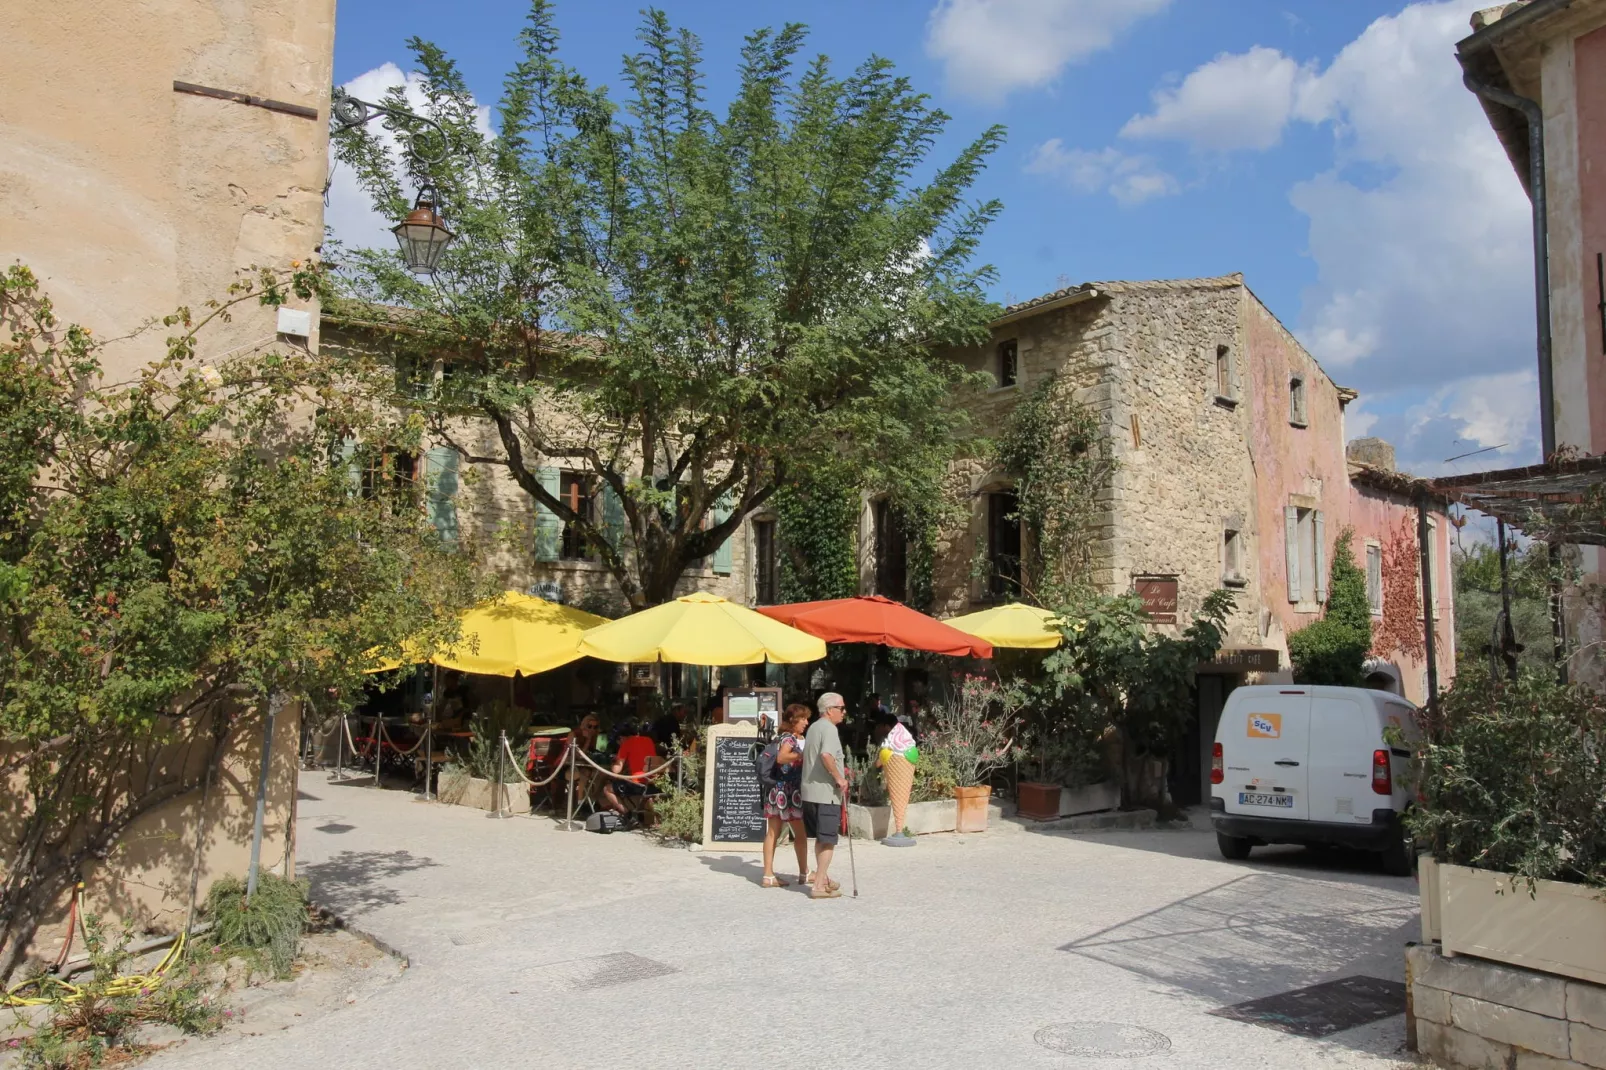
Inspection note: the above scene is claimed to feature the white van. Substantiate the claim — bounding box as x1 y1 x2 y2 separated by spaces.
1209 684 1420 875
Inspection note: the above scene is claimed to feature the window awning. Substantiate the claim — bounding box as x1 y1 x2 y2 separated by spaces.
1430 455 1606 546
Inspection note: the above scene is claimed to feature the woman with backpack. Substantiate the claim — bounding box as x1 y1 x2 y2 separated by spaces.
760 704 812 888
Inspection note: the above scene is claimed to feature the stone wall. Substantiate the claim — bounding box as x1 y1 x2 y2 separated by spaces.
1409 943 1606 1069
933 276 1265 649
4 0 334 382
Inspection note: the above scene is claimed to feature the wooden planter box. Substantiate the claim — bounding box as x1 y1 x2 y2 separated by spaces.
1436 862 1606 985
847 800 957 839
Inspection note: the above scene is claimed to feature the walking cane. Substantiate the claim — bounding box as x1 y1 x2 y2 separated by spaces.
840 784 858 898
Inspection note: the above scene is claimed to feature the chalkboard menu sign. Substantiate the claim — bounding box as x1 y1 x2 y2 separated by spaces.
703 725 765 847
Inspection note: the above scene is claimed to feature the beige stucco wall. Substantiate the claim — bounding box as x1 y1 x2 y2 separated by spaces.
4 700 300 967
3 0 335 381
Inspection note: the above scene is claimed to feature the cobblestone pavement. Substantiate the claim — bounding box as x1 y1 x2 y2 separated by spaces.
151 773 1421 1070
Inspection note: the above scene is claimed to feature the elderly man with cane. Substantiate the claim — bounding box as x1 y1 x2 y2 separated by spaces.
800 692 851 900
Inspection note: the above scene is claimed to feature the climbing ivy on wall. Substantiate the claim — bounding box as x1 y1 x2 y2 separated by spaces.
1373 516 1426 661
773 465 860 603
993 374 1117 603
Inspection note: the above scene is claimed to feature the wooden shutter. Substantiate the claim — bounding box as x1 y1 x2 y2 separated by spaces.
1313 510 1327 604
533 467 562 563
1366 545 1382 615
422 447 459 545
1284 506 1301 603
600 483 626 556
711 495 734 575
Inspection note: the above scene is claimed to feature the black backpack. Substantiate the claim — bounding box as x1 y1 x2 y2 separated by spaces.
755 739 782 791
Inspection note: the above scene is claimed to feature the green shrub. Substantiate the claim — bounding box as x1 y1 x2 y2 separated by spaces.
203 873 309 979
1288 530 1372 687
644 736 704 846
1403 663 1606 888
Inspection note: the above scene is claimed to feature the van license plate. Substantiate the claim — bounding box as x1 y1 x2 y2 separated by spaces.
1239 792 1293 809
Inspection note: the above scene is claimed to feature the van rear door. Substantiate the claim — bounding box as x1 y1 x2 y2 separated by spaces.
1307 692 1377 824
1221 691 1311 820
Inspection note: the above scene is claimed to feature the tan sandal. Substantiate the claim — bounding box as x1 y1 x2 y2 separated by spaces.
761 875 789 888
805 874 840 892
810 886 842 899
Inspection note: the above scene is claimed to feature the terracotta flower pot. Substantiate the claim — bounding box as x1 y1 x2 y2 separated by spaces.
1016 781 1060 821
954 784 992 832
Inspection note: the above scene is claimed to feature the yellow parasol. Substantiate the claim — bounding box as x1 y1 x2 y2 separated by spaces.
576 592 826 665
944 603 1064 650
368 590 609 677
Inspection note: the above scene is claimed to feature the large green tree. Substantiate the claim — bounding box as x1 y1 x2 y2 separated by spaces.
331 2 1003 609
0 266 484 980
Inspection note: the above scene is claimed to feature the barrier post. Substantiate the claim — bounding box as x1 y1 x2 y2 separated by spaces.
565 737 577 831
494 730 508 818
334 713 345 781
372 716 383 788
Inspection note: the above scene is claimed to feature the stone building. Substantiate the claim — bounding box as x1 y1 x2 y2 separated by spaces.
921 274 1456 804
3 0 335 962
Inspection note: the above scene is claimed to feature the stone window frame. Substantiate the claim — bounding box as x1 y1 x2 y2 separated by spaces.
1221 517 1248 588
1214 344 1239 408
993 338 1020 391
1289 375 1308 427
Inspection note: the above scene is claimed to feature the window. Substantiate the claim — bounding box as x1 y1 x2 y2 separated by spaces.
872 498 908 602
1222 527 1245 586
1215 344 1236 402
360 448 417 507
985 490 1023 601
1284 505 1325 606
1289 376 1308 426
559 470 596 560
1366 542 1383 617
996 339 1019 388
752 519 779 605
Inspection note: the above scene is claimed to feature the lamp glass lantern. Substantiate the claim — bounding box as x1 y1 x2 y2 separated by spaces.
391 189 455 275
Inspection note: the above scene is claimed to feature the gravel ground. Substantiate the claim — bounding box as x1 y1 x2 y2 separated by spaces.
145 773 1424 1070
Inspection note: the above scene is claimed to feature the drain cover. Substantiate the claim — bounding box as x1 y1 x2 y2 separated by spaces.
1210 975 1405 1038
1034 1022 1172 1058
567 952 678 990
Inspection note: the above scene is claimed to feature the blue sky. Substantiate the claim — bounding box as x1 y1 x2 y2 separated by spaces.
328 0 1537 482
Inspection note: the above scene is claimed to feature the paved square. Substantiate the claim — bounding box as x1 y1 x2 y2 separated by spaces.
150 775 1422 1069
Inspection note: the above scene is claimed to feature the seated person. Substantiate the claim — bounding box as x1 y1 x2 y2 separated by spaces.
650 703 690 754
602 723 662 815
536 715 602 805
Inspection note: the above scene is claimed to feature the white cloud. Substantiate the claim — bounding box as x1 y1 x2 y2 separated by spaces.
926 0 1171 103
1084 1 1534 473
1120 46 1316 151
324 63 494 253
1025 140 1180 205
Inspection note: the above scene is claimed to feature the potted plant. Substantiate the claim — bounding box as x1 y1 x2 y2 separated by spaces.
1405 663 1606 984
924 675 1023 832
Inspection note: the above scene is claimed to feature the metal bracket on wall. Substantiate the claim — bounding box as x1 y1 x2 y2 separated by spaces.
172 80 318 120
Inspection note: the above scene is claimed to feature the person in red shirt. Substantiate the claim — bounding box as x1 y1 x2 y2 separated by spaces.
602 723 660 817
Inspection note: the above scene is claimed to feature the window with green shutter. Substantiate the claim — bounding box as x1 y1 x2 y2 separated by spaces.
422 447 459 546
533 467 561 563
711 495 734 575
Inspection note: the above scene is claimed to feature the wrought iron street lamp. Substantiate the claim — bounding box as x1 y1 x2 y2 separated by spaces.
391 187 455 276
329 88 458 275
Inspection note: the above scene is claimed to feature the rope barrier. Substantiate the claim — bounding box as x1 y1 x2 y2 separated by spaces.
499 736 569 789
570 743 679 783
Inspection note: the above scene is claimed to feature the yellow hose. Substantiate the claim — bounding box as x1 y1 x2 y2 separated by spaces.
2 887 189 1008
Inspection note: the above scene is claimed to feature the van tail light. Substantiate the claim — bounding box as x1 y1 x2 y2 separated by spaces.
1372 749 1392 795
1211 742 1224 785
